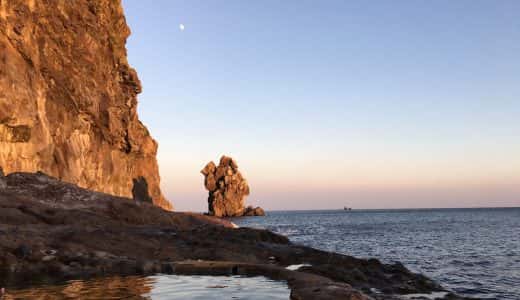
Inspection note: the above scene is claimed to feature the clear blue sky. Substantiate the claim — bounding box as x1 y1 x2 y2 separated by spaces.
123 0 520 211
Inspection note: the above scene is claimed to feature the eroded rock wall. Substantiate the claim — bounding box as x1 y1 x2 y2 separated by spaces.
0 0 171 210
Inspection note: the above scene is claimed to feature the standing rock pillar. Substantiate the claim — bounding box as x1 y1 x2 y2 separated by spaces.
201 156 264 217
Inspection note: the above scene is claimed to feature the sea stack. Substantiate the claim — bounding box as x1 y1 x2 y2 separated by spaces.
0 0 171 210
201 156 265 217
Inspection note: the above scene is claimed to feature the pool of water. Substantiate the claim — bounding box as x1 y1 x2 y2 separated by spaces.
3 274 290 299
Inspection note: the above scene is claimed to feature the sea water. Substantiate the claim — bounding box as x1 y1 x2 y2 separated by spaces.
234 207 520 300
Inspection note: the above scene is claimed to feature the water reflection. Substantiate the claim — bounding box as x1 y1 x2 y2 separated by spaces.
3 276 153 299
3 275 290 300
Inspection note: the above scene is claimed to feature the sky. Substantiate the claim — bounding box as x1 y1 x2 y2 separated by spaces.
122 0 520 211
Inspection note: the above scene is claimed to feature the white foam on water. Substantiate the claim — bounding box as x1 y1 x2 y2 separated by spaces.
400 291 449 299
286 264 311 271
230 222 239 228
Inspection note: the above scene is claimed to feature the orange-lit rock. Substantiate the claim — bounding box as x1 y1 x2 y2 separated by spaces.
201 155 264 217
0 0 171 210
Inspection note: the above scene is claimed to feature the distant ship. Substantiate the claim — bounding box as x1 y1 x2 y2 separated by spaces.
344 207 352 211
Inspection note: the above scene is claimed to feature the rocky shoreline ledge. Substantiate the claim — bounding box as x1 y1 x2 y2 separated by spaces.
0 171 470 299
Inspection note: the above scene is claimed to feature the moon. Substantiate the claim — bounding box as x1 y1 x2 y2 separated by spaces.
179 24 185 31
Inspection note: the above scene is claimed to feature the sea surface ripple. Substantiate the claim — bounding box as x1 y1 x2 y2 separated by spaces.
233 207 520 300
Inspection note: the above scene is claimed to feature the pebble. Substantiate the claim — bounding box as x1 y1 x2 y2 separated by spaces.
40 249 57 256
42 255 56 262
93 251 110 258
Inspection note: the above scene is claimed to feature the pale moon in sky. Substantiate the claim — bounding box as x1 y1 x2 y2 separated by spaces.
179 24 185 31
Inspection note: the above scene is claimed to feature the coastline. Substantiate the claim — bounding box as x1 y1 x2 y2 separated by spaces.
257 207 520 213
0 171 469 299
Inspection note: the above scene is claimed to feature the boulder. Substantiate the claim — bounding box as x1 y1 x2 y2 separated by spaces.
243 206 266 216
201 156 264 217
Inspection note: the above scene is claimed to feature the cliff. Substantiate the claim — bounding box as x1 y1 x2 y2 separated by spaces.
0 0 171 209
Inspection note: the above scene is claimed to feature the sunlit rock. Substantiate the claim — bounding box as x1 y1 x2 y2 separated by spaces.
0 0 171 210
201 156 264 217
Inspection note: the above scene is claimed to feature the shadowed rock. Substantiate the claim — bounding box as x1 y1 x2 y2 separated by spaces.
132 177 152 204
201 156 264 217
0 167 6 189
243 206 265 216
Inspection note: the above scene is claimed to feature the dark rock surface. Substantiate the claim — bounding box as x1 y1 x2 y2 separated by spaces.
0 171 470 299
201 155 265 217
243 205 266 216
0 0 171 210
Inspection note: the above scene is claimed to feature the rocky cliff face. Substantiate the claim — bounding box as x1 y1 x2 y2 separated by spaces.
201 156 264 217
0 0 171 209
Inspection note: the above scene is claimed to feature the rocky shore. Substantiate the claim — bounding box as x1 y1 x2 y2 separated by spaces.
0 171 470 299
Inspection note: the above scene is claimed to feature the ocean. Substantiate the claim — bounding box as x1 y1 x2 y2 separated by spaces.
233 207 520 300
